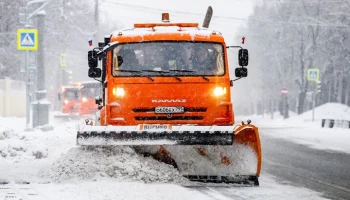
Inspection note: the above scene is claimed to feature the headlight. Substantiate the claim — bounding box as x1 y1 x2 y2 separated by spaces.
213 87 227 96
82 97 88 102
64 99 69 104
113 88 125 97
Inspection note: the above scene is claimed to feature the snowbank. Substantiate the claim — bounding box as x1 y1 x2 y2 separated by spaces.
238 103 350 126
238 103 350 154
289 103 350 125
0 117 49 160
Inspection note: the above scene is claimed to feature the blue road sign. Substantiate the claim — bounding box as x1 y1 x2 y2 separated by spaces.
17 29 38 50
307 68 320 81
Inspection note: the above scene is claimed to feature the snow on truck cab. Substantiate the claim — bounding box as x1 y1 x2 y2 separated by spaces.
78 10 261 185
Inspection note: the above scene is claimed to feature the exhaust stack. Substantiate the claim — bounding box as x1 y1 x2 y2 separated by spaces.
202 6 213 28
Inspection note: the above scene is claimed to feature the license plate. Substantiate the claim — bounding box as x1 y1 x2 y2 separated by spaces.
155 107 184 114
140 124 172 131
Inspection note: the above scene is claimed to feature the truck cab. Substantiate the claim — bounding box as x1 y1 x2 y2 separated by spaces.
90 19 248 127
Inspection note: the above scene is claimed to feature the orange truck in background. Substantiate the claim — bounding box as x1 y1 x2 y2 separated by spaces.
56 85 80 117
77 11 261 186
79 81 102 116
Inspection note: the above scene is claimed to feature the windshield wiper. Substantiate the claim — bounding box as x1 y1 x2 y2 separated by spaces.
169 70 209 82
114 70 154 81
142 70 182 82
169 69 195 73
199 75 210 81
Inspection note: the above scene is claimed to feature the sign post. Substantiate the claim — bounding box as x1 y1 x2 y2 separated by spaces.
17 29 38 126
280 88 289 119
307 68 320 122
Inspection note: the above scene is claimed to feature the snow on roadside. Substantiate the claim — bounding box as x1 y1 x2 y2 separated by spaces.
0 117 46 160
0 119 77 182
292 103 350 123
0 117 25 140
261 127 350 154
238 103 350 154
0 121 74 163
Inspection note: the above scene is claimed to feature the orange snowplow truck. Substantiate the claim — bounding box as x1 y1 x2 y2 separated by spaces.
77 11 261 185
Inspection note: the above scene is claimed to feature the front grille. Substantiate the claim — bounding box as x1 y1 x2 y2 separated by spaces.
132 107 207 113
135 116 204 121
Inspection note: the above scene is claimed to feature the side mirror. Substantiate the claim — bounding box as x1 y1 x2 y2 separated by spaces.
95 96 102 105
88 50 98 68
238 49 249 66
235 67 248 78
98 42 105 49
88 68 102 78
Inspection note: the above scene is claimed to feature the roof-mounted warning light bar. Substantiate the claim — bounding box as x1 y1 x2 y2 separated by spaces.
133 13 198 28
134 23 199 28
162 13 170 22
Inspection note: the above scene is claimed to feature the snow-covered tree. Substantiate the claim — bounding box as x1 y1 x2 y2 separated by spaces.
239 0 350 115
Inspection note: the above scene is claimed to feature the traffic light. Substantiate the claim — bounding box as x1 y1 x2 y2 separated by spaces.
316 81 322 93
60 53 67 67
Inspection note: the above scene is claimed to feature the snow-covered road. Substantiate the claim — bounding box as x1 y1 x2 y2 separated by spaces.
0 117 331 200
0 176 326 200
261 132 350 200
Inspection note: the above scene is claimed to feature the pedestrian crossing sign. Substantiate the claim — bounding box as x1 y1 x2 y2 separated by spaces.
17 29 38 50
307 68 320 81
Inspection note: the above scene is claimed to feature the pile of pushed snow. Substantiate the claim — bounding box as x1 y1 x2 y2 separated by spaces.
43 146 187 184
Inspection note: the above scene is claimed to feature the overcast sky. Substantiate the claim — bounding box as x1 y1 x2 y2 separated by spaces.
99 0 255 43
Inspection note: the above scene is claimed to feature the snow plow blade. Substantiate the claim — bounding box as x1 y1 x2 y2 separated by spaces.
76 124 261 186
77 125 233 145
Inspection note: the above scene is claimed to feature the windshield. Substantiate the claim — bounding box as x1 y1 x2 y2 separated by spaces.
81 85 101 98
112 42 225 76
64 89 79 100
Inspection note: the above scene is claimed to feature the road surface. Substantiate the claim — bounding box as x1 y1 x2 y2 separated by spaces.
194 128 350 200
260 128 350 200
